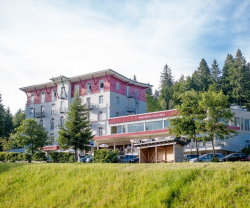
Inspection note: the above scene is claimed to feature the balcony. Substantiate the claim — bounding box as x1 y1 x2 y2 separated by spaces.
86 104 93 110
184 140 244 153
59 107 67 113
35 112 45 118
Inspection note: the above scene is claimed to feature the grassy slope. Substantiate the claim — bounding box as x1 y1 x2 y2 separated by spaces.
0 163 250 208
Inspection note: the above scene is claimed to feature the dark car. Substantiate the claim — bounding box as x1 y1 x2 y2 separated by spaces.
121 155 139 163
219 153 249 162
184 154 198 162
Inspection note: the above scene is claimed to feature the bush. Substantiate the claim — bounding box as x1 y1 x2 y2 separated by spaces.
0 152 6 161
32 152 47 161
49 152 74 163
17 153 31 162
211 156 219 163
93 149 119 163
5 153 18 162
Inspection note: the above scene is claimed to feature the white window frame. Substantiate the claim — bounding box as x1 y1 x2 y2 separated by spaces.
99 80 104 93
116 82 120 90
87 83 91 95
41 92 45 103
99 95 103 104
98 111 103 121
51 118 55 130
52 90 56 101
98 127 103 136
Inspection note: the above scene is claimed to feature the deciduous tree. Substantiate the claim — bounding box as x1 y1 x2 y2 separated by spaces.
14 119 48 156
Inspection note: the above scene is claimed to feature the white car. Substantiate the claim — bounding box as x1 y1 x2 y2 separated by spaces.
189 153 224 163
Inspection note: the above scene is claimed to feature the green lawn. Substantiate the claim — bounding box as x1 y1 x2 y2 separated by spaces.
0 163 250 208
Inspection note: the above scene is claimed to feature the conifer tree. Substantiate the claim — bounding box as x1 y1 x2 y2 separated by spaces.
209 59 221 92
13 108 26 130
58 91 93 162
159 64 174 109
4 107 14 137
193 59 212 92
133 74 137 81
146 84 153 96
0 92 5 138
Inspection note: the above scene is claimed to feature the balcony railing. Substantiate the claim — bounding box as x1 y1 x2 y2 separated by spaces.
35 112 45 118
59 107 67 113
86 104 93 110
184 140 244 153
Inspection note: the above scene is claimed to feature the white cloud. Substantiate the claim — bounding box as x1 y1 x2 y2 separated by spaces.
0 0 250 113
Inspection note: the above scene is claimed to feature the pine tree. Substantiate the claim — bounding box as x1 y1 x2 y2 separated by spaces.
146 83 153 96
13 108 26 130
0 92 5 138
133 74 137 82
209 59 221 92
159 64 174 109
58 91 93 162
193 59 212 92
4 107 13 137
154 90 160 100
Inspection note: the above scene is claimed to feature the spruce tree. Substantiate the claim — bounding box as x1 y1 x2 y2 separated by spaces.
193 58 212 92
13 108 26 130
159 64 174 109
0 92 5 138
58 91 93 162
133 74 137 81
4 107 14 137
146 83 153 96
209 59 221 91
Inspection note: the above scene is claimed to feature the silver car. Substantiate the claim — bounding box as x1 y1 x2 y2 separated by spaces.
189 153 224 163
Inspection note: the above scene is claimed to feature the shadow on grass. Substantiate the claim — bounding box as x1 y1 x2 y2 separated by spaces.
0 163 28 175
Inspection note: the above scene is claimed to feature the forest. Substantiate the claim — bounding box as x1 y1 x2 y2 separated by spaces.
145 49 250 112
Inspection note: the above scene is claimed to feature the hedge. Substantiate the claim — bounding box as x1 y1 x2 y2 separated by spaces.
93 149 119 163
49 152 74 163
0 152 31 162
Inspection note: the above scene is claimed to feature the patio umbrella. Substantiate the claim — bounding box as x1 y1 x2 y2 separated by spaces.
99 144 109 148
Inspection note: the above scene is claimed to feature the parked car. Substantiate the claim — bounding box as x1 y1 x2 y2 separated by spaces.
121 155 139 163
184 154 198 162
189 153 224 163
80 155 92 163
219 153 249 162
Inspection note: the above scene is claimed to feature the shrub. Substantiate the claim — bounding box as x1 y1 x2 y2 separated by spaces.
49 152 74 163
211 156 219 162
32 152 47 161
5 153 18 162
0 152 6 161
93 149 119 163
17 153 31 162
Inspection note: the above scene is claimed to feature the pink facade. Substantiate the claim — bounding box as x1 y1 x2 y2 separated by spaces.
70 75 111 97
110 76 146 102
26 86 56 106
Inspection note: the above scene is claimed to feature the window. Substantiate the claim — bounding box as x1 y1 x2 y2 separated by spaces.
74 85 79 95
135 89 138 97
235 117 240 127
116 97 120 105
51 118 54 130
60 117 64 127
98 127 103 136
87 83 91 95
245 119 249 131
61 87 65 98
98 111 103 121
111 125 126 134
116 112 120 117
246 140 250 148
87 98 91 108
41 92 45 103
30 108 34 114
116 82 120 90
60 101 64 112
164 120 169 129
30 94 34 105
99 80 104 92
241 118 244 130
51 104 55 115
41 106 44 112
128 123 144 133
99 96 103 104
126 86 130 96
50 133 55 144
146 121 163 131
52 90 56 101
40 119 43 126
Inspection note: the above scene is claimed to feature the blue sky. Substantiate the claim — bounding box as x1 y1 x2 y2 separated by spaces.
0 0 250 113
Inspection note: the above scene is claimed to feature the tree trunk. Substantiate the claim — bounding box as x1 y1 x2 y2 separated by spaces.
195 137 199 162
211 136 216 158
74 149 77 163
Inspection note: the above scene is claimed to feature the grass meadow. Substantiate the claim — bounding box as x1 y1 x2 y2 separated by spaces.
0 162 250 208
